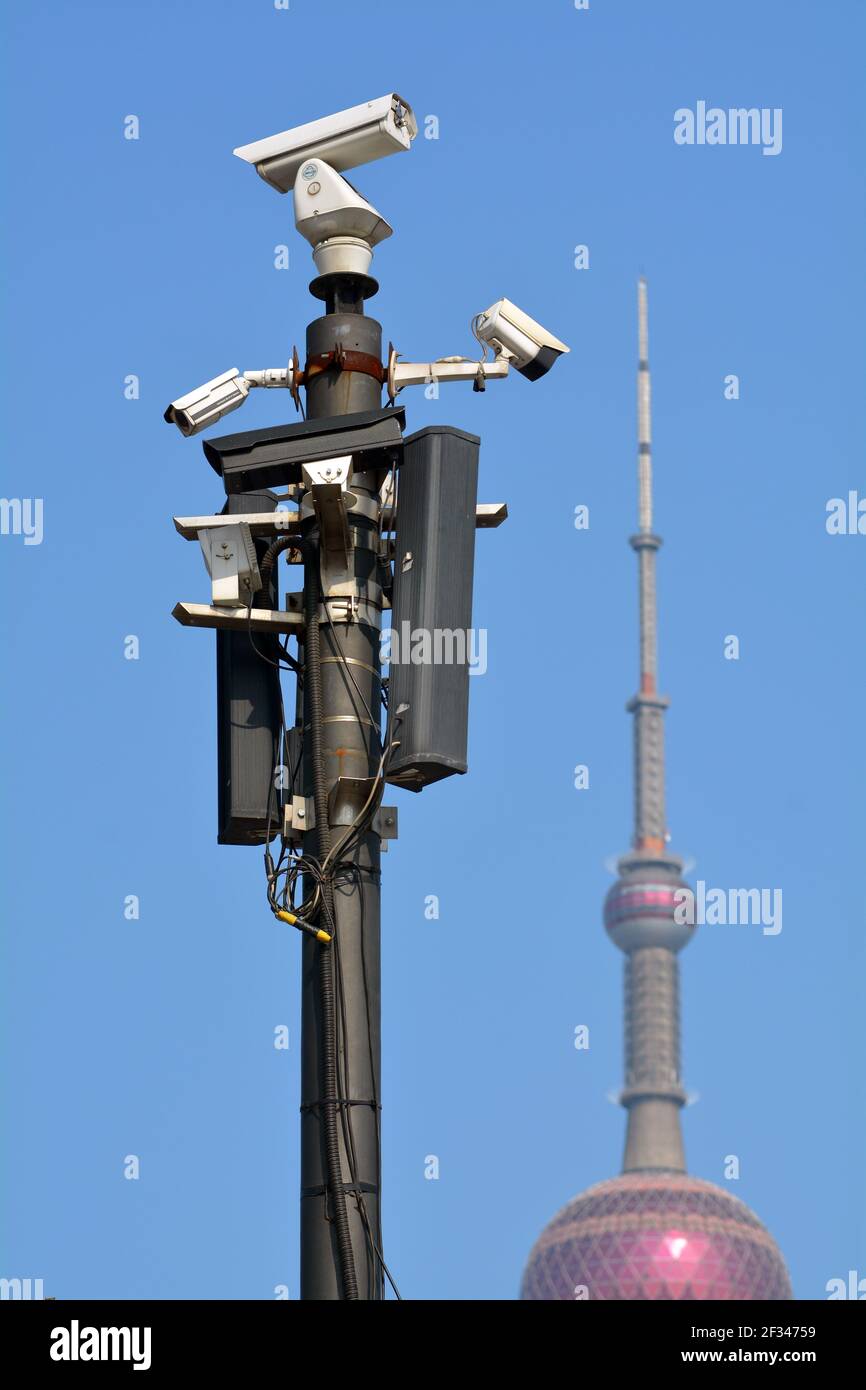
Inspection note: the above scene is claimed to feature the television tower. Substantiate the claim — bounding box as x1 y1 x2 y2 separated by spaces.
521 279 792 1300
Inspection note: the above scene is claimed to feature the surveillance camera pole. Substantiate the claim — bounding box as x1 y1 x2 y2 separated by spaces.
299 270 386 1300
168 110 534 1301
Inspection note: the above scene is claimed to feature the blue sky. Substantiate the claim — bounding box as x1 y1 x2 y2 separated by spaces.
1 0 863 1300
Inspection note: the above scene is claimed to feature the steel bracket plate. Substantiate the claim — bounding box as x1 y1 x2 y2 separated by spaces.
283 795 316 845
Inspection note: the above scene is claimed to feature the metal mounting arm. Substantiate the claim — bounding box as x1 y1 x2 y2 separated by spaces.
386 346 509 400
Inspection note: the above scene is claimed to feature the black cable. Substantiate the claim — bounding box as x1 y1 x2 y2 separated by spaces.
258 533 299 601
243 542 298 674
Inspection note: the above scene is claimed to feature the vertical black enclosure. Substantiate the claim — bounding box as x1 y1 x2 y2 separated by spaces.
386 425 479 791
216 489 284 844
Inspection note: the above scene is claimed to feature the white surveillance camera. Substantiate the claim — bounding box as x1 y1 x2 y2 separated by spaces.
164 369 251 437
234 93 417 195
473 298 570 380
164 366 294 437
198 522 262 608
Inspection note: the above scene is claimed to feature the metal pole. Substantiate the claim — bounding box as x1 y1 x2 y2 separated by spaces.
299 283 385 1299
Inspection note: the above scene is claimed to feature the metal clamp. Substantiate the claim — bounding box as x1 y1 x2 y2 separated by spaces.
373 806 398 850
301 455 355 569
327 777 398 848
319 595 381 626
303 344 387 388
283 795 316 846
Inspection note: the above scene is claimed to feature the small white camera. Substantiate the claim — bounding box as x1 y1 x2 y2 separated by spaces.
164 366 294 437
473 298 570 381
234 93 417 195
164 369 251 437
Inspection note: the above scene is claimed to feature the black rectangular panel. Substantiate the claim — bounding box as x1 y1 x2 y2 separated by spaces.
203 406 406 494
386 426 479 791
216 490 285 844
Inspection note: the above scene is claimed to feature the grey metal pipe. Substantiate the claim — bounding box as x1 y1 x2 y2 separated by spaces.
299 307 386 1300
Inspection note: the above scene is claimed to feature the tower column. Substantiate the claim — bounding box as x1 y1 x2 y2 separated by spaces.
621 946 686 1173
628 691 669 852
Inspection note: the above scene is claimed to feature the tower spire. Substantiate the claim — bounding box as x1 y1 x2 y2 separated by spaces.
637 275 653 534
630 276 667 854
603 278 691 1174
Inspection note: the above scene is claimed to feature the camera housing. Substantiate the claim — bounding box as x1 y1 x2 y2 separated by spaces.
234 93 417 194
198 521 261 607
474 298 570 380
164 367 294 438
164 369 251 437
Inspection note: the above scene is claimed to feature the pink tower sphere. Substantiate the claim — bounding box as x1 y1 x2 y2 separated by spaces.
521 1173 792 1301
